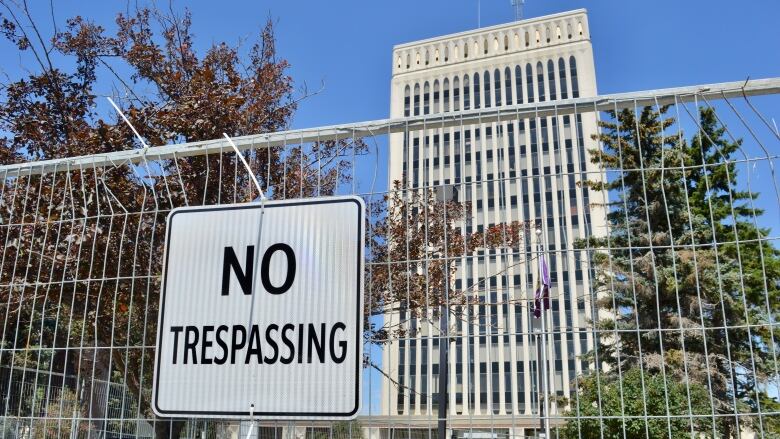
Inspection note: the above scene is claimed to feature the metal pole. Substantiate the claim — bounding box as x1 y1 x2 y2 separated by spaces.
536 230 551 439
437 304 449 439
535 331 545 436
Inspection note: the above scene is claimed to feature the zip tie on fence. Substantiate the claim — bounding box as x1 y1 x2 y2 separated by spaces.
106 97 150 150
246 403 255 439
223 133 267 201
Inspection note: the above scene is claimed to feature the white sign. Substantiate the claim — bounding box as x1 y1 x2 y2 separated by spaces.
153 196 364 419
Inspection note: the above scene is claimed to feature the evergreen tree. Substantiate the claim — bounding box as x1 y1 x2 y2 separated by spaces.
566 106 780 437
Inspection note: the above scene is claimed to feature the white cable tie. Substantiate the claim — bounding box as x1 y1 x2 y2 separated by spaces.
106 97 150 150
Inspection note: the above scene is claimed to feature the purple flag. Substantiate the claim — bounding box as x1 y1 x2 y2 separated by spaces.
533 253 551 318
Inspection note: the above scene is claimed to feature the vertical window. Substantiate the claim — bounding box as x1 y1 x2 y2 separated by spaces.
535 30 540 44
406 54 410 68
404 85 411 117
578 22 584 36
453 76 461 111
570 56 579 98
558 58 568 99
504 67 512 105
413 83 420 116
536 62 545 102
425 51 430 65
423 82 430 115
464 43 468 58
494 69 502 106
483 70 491 108
463 74 471 110
515 65 523 104
525 64 534 103
514 33 520 48
415 52 420 65
493 37 498 52
434 49 440 62
445 46 449 62
504 35 509 50
443 78 450 112
524 31 530 47
397 56 401 69
547 60 557 101
473 73 480 109
433 80 440 113
556 26 561 40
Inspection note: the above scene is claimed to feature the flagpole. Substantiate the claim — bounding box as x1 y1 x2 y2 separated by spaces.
535 227 551 439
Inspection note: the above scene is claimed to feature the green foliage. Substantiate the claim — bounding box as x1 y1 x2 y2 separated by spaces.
561 368 714 439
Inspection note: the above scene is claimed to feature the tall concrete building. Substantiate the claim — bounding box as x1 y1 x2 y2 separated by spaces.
382 9 605 437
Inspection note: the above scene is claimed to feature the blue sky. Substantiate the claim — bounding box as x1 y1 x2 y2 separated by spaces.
6 1 777 128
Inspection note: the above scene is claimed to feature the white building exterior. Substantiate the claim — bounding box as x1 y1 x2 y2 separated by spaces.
381 9 606 437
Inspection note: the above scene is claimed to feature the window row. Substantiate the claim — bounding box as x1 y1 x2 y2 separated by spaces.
403 57 580 117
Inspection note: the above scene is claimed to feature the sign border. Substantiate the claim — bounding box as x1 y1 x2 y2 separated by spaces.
152 196 364 419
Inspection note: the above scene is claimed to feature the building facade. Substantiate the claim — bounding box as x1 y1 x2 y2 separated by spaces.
382 9 606 437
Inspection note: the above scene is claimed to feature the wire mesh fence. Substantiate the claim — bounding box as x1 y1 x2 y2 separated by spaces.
0 79 778 438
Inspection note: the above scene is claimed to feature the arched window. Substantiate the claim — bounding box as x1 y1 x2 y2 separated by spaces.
473 72 481 109
494 69 502 106
463 74 471 110
434 49 440 62
536 61 545 102
504 35 509 51
443 78 450 112
547 59 557 100
578 22 584 36
567 24 572 39
464 43 468 58
524 31 530 47
415 52 420 65
504 67 512 105
425 51 430 65
433 80 440 113
397 56 402 69
535 30 540 44
454 45 459 60
406 54 410 68
545 27 550 43
514 33 520 48
525 64 534 103
453 76 460 111
558 58 568 99
570 56 579 98
493 37 499 52
404 85 411 117
423 81 430 115
556 26 561 40
515 65 523 104
474 41 479 56
444 47 449 62
483 70 491 108
413 83 420 116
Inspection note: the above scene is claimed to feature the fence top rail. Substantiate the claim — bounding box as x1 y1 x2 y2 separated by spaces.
1 77 778 177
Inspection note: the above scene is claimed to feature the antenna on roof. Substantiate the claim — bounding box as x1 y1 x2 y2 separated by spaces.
511 0 525 21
